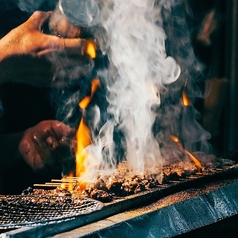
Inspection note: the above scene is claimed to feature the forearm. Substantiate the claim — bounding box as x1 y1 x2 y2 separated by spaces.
0 132 25 171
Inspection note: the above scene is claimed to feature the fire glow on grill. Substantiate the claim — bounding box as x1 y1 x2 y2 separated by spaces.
170 135 203 173
75 79 100 177
169 87 203 173
61 43 99 191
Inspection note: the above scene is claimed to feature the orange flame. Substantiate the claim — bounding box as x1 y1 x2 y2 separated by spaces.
61 171 74 191
170 135 180 144
86 41 96 59
75 79 100 178
186 151 203 173
170 135 202 172
75 118 91 176
182 91 191 107
182 80 191 107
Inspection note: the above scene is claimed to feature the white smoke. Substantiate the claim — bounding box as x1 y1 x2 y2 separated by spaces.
81 0 181 181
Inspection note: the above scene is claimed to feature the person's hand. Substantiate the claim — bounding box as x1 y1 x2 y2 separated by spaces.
0 11 91 60
0 11 95 87
18 120 75 176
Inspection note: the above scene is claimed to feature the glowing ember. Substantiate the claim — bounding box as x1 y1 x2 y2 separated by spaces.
75 79 101 178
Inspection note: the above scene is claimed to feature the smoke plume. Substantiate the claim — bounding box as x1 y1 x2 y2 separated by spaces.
53 0 212 182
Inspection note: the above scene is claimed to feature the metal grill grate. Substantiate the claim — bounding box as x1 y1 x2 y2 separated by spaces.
0 194 103 229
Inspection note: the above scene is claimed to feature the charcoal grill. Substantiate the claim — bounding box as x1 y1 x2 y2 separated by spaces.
1 163 238 237
0 195 103 230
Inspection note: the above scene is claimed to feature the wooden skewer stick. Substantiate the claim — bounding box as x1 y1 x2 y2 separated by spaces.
34 177 81 188
34 182 73 188
33 184 59 188
51 177 79 182
45 182 63 186
51 179 76 183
